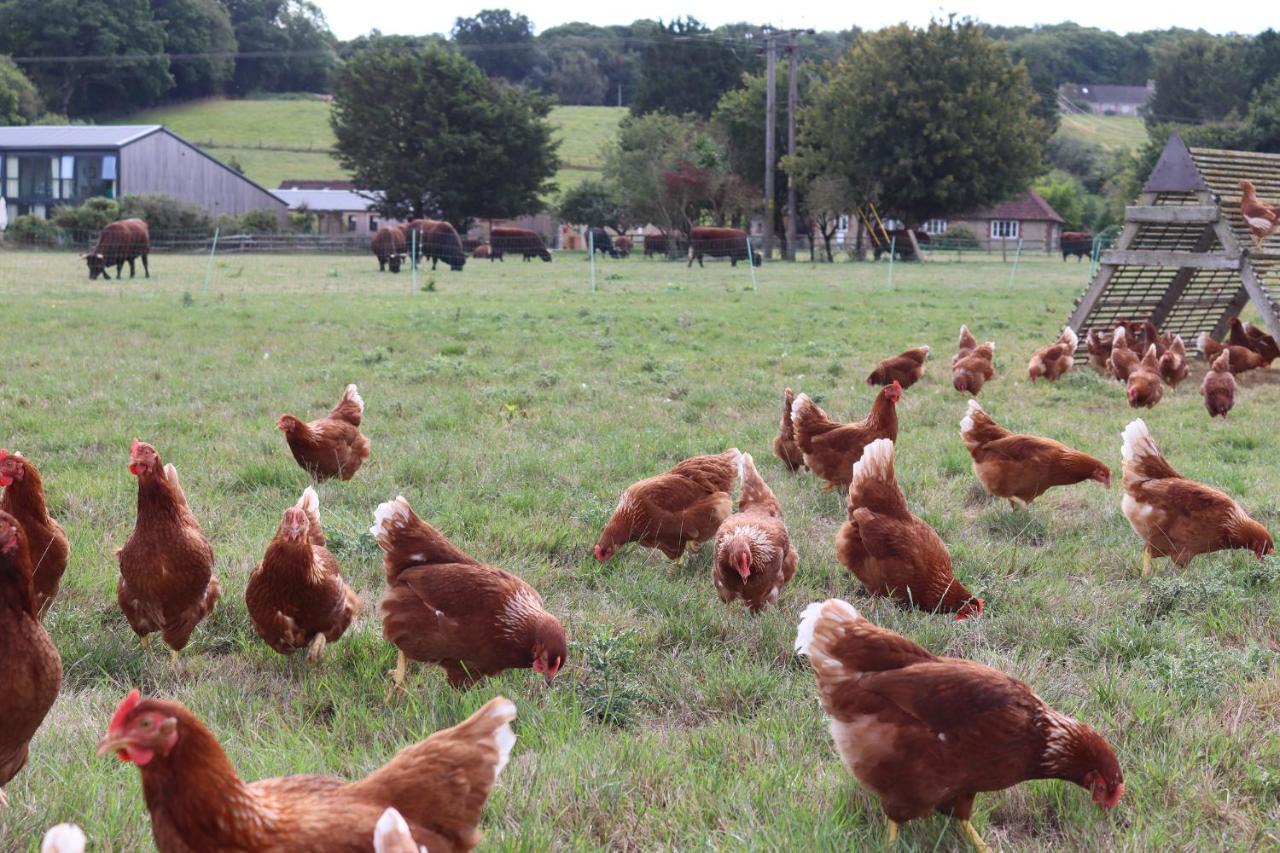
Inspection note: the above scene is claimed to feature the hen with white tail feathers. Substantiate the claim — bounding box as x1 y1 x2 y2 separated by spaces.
789 384 901 490
794 598 1124 849
1120 419 1272 571
1027 326 1078 382
372 495 568 689
41 824 86 853
276 383 371 481
246 485 360 660
835 437 983 618
711 452 798 613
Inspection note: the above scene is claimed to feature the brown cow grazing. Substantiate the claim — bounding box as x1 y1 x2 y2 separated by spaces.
490 226 552 262
371 226 407 273
644 231 687 258
401 219 466 271
613 235 632 258
687 226 762 268
472 243 492 259
84 219 150 280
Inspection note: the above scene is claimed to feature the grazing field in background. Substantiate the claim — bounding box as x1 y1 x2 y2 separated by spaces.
0 253 1278 851
1057 113 1148 153
118 99 625 195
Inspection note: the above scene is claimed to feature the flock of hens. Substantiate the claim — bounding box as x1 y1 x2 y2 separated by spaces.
5 200 1280 851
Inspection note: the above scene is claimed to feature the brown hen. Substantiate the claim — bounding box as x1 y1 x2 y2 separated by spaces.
278 384 371 481
790 383 901 491
0 450 69 619
712 452 798 613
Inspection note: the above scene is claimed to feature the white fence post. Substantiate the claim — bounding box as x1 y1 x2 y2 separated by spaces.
589 228 597 293
202 226 219 294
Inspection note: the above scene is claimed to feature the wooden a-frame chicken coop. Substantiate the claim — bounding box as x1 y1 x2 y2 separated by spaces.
1068 133 1280 354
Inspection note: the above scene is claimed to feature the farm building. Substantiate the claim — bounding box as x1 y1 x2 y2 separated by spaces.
934 190 1066 253
271 187 393 235
1060 82 1154 116
0 125 286 224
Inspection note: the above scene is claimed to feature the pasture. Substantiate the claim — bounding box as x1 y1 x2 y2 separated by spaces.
0 250 1277 851
118 99 625 194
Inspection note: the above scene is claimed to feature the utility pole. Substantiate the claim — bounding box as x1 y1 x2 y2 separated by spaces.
762 31 777 263
784 32 799 261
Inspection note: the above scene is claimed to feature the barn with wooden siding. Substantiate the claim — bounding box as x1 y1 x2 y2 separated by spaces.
0 125 287 224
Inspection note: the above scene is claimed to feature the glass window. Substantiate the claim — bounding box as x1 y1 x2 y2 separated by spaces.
17 156 51 198
347 215 357 232
102 155 116 180
4 155 15 198
368 215 379 232
990 220 1019 239
74 155 113 200
924 218 948 235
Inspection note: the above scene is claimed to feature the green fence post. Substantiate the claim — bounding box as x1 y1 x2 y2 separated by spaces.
411 228 417 294
887 235 896 290
1008 237 1023 287
589 228 596 293
746 236 758 291
203 226 219 294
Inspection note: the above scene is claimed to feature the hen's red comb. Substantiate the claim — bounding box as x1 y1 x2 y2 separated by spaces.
0 449 8 464
891 380 902 391
109 689 142 734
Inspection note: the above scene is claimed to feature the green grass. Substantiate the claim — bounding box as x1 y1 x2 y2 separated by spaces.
118 99 625 195
1058 112 1149 153
0 251 1278 851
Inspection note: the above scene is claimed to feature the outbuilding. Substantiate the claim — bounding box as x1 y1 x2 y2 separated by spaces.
0 124 287 223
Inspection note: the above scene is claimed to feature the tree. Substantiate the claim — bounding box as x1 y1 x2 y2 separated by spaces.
632 17 754 118
1244 76 1280 151
797 173 855 261
1033 174 1085 231
224 0 335 94
805 19 1044 224
0 0 172 115
603 111 743 232
150 0 237 98
0 56 42 125
331 39 560 224
452 9 546 86
557 180 625 229
1147 34 1250 126
547 49 607 105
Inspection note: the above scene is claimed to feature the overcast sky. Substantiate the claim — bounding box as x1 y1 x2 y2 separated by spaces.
318 0 1269 40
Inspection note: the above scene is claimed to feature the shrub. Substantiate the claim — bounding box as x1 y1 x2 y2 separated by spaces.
51 196 119 232
237 208 282 234
940 225 980 249
118 194 213 234
3 215 62 245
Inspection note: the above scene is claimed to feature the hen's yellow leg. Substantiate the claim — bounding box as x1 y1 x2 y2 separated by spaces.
1141 549 1153 577
886 819 899 844
140 635 151 650
307 633 327 663
960 820 992 853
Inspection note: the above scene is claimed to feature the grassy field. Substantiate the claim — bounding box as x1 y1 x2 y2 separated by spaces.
0 251 1277 851
1057 113 1148 153
119 99 624 195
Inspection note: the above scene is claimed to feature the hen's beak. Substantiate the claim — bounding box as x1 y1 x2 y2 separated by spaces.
96 732 130 759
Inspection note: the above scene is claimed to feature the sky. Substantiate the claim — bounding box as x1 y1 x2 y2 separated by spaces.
318 0 1271 40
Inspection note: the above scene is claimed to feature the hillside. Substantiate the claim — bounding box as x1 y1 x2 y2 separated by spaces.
119 98 624 194
1058 112 1148 153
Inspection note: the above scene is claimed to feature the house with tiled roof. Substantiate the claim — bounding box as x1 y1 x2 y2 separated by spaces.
926 190 1066 253
1061 82 1154 116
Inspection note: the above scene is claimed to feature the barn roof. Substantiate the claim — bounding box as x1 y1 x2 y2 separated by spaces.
278 179 357 190
1076 84 1152 106
0 125 163 149
960 190 1065 224
272 188 380 212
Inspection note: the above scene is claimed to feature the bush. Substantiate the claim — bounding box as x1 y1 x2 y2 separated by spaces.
118 194 213 234
288 210 317 233
3 215 62 245
940 225 980 249
237 208 283 234
51 196 119 232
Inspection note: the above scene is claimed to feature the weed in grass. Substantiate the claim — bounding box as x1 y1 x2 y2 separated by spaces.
577 630 644 727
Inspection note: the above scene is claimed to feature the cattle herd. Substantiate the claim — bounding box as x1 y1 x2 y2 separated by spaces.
71 218 763 279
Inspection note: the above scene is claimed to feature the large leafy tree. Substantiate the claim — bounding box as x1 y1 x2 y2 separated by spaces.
1147 34 1250 126
632 17 754 118
0 56 43 125
331 40 560 224
225 0 335 94
805 19 1044 224
0 0 172 115
451 9 547 86
150 0 237 98
603 111 747 232
557 179 625 229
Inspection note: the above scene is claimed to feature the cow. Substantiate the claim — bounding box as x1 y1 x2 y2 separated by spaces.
644 232 687 259
868 227 930 261
587 227 615 257
472 243 492 259
613 235 632 258
84 218 150 280
371 225 407 273
687 226 761 268
1061 230 1093 261
402 219 466 271
490 226 552 262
